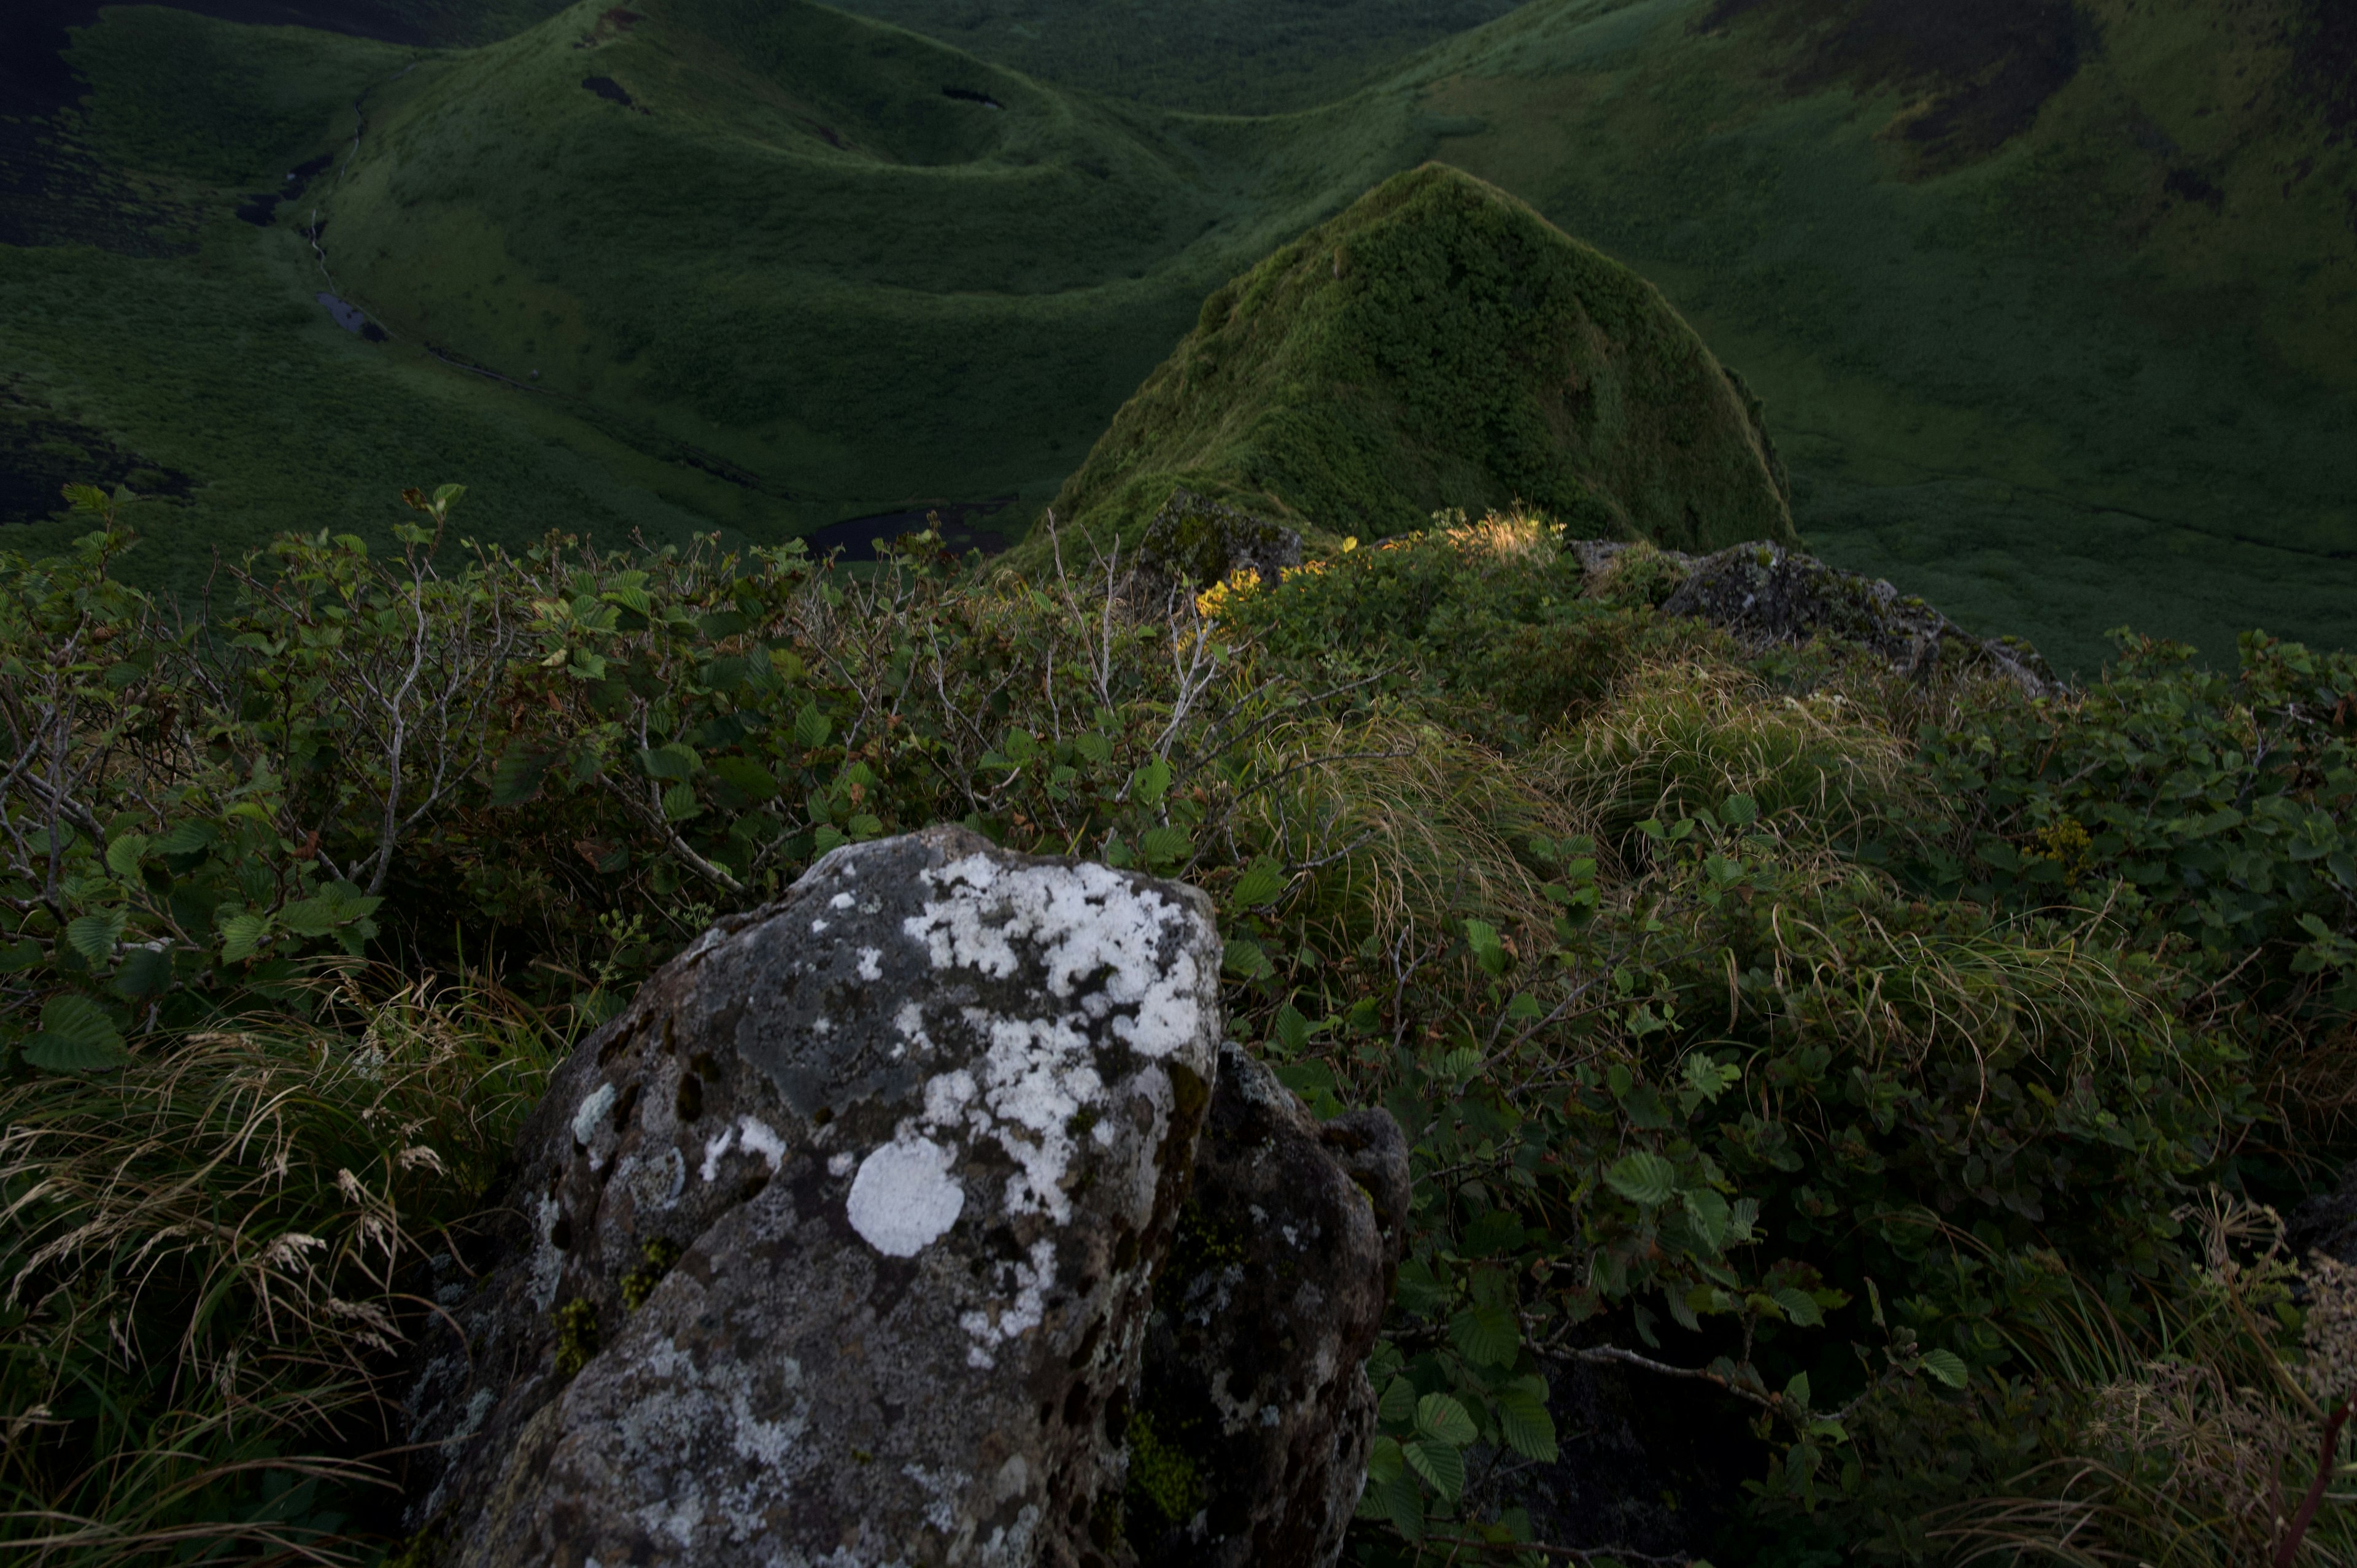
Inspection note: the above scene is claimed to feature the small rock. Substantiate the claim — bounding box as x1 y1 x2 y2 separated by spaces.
401 825 1223 1567
1126 1041 1410 1567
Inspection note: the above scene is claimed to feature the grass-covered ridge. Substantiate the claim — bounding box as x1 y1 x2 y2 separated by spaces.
2 490 2353 1562
1032 164 1796 566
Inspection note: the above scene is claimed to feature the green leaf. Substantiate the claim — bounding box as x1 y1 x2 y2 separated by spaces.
1378 1376 1418 1431
66 910 126 967
1378 1469 1425 1539
1496 1378 1559 1462
1272 1059 1335 1099
491 741 556 805
1130 756 1172 806
1464 917 1508 976
1222 937 1272 979
1450 1303 1520 1368
1272 1003 1311 1054
1072 730 1112 765
1140 826 1192 866
104 833 150 879
1414 1392 1477 1448
711 755 779 801
152 821 215 857
1403 1437 1466 1502
1719 792 1759 826
1230 856 1288 908
1604 1151 1678 1207
638 743 699 780
697 609 750 639
661 782 702 821
24 1031 130 1072
1919 1349 1970 1389
1771 1286 1825 1328
219 912 270 963
1784 1370 1812 1409
25 994 128 1071
813 824 848 854
794 703 832 749
111 945 174 999
1683 1188 1733 1251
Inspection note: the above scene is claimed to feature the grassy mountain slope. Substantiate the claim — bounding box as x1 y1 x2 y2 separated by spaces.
1040 163 1795 561
314 0 1450 521
6 0 2354 670
0 5 815 582
816 0 1524 114
1390 0 2357 671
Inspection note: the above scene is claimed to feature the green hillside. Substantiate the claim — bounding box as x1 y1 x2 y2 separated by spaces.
819 0 1523 114
312 0 1450 526
1040 163 1794 563
1396 0 2357 671
3 0 2353 671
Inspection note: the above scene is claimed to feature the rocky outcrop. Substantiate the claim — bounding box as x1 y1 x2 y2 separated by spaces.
401 825 1225 1567
1125 1041 1411 1566
1576 538 2061 696
1136 488 1302 591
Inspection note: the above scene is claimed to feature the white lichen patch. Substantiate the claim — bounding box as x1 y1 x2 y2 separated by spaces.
700 1127 736 1183
857 946 884 981
572 1081 619 1146
738 1116 788 1173
846 1135 965 1257
606 1336 813 1547
925 1010 1105 1222
902 854 1209 1060
958 1237 1056 1359
616 1146 687 1213
530 1193 565 1310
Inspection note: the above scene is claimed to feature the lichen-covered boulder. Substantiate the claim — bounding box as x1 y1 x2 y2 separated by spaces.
1136 488 1303 590
1572 538 2059 695
1124 1041 1411 1567
401 825 1223 1567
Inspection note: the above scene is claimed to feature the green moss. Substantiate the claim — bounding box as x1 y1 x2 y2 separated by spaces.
1027 163 1795 573
1122 1410 1201 1531
619 1236 681 1311
550 1296 600 1376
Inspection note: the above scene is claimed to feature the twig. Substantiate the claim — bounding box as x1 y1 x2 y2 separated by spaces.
2276 1393 2354 1567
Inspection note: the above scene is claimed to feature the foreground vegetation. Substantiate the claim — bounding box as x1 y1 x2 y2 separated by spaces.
3 484 2354 1563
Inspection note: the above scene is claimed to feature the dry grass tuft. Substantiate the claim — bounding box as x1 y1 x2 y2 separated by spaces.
0 973 551 1566
1533 652 1941 872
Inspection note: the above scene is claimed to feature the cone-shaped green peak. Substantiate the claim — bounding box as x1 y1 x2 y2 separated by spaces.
1039 163 1797 563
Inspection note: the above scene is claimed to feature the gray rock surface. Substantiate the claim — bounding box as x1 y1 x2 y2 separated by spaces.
1575 538 2061 696
1124 1040 1411 1567
1136 488 1302 590
402 825 1223 1567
